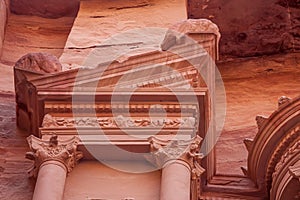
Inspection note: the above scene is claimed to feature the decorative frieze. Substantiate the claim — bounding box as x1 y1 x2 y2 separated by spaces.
26 135 83 177
42 114 197 129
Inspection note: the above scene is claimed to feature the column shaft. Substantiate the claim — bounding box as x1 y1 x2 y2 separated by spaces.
160 160 191 200
33 161 67 200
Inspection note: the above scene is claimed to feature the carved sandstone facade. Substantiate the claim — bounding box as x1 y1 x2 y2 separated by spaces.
16 19 219 200
245 96 300 199
14 18 299 199
26 135 82 200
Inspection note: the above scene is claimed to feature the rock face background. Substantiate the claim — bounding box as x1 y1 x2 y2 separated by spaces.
0 1 299 199
10 0 80 18
188 0 300 57
0 0 8 58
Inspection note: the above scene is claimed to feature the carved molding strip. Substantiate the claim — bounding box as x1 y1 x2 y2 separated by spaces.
112 67 200 89
26 135 83 177
42 114 197 129
44 103 198 114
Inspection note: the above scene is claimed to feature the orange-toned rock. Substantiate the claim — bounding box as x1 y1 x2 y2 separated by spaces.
0 0 8 58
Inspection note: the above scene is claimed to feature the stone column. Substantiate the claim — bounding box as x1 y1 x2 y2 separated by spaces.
26 135 83 200
148 135 205 200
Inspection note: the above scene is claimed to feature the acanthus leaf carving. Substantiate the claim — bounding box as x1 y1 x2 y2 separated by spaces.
148 135 205 200
26 134 83 177
148 135 205 172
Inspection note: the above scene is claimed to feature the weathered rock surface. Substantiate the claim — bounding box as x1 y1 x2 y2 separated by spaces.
0 1 299 198
10 0 80 19
0 14 76 65
0 94 34 200
188 0 300 57
59 0 187 69
15 52 62 73
216 52 300 175
0 0 8 58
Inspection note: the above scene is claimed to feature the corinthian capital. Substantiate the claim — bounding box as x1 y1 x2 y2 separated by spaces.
148 135 205 175
26 135 83 177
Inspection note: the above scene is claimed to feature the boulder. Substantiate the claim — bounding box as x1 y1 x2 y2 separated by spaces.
10 0 80 19
188 0 300 57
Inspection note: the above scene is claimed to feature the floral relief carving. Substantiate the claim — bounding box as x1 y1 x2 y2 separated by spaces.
42 114 196 129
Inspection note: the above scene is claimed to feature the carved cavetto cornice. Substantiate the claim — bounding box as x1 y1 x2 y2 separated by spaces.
26 135 83 177
42 114 197 129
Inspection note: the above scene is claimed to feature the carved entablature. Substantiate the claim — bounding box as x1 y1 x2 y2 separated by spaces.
14 20 220 138
245 95 300 199
26 135 83 177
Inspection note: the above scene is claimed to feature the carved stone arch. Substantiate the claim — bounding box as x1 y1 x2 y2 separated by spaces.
246 95 300 198
266 123 300 192
270 142 300 200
